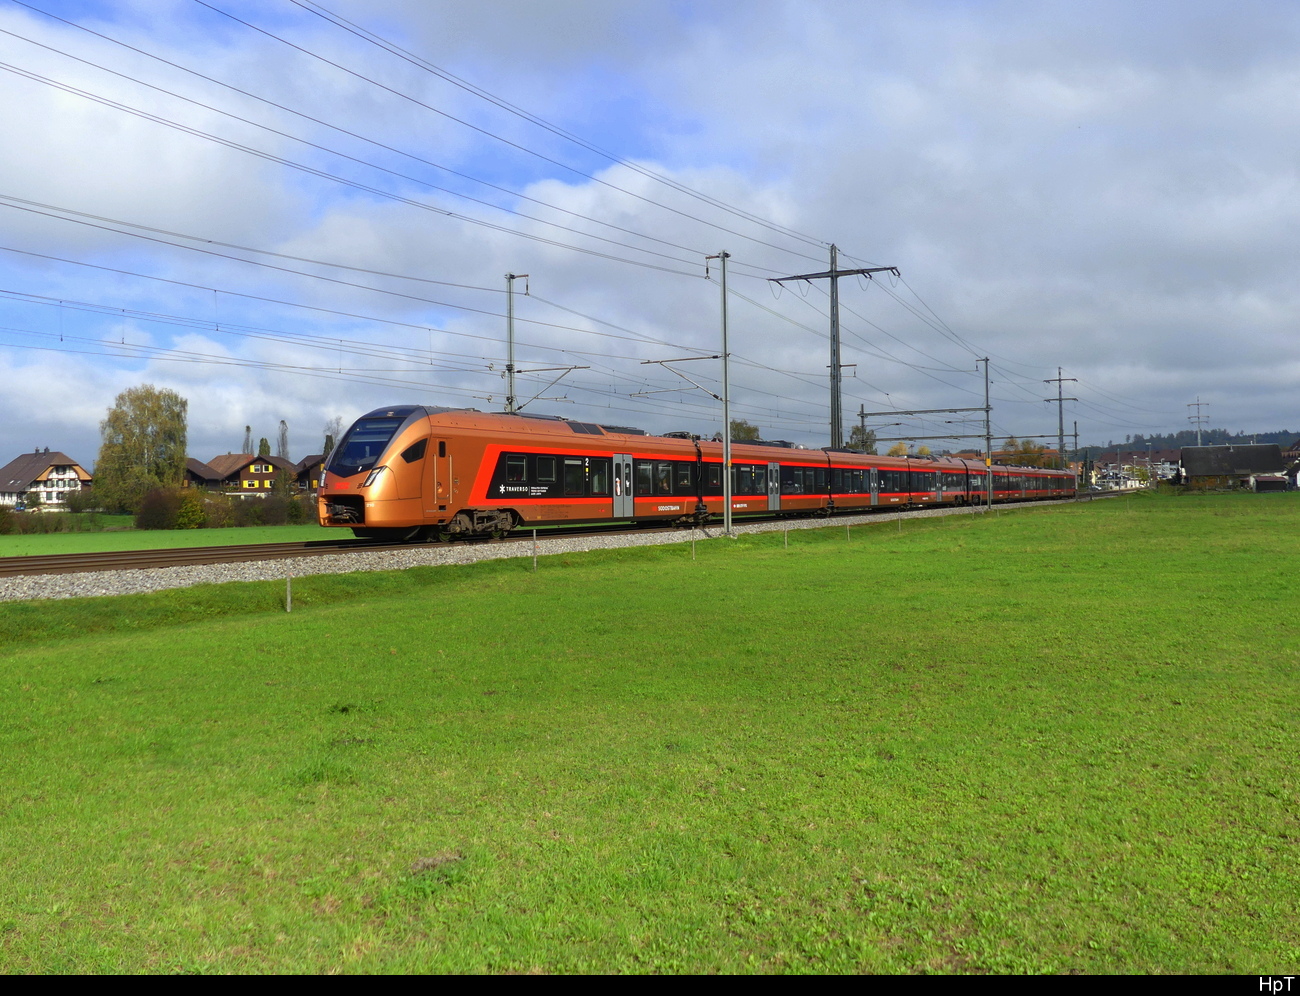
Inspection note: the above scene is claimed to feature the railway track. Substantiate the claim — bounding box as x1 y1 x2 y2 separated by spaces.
0 498 1088 579
0 538 401 578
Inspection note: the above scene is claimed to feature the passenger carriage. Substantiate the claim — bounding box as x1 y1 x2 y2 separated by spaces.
318 406 1077 540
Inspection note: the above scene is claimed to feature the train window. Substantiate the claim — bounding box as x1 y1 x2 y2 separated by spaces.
636 463 653 495
563 459 584 496
734 464 761 494
676 463 692 489
330 416 403 477
400 438 428 463
656 462 673 494
507 456 527 482
589 459 610 496
537 456 556 483
707 464 721 490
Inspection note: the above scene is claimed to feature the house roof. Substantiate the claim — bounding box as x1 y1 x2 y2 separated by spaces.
185 457 222 482
0 450 90 491
296 453 324 473
204 453 296 480
1181 444 1284 476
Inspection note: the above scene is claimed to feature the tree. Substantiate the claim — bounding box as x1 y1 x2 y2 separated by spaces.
730 419 761 441
276 419 289 460
915 445 932 457
94 384 188 513
847 425 877 454
886 442 909 457
711 419 761 443
323 415 344 457
258 437 271 458
242 425 253 453
1016 439 1047 467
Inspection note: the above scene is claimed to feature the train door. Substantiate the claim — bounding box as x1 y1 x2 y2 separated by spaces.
431 439 450 512
767 462 781 510
612 453 634 518
870 468 879 506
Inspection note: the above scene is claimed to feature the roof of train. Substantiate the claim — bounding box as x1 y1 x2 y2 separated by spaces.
360 406 1072 475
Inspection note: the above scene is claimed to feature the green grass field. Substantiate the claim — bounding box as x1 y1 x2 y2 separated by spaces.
0 492 1296 973
0 521 338 556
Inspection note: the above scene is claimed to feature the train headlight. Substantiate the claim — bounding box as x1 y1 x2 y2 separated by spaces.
361 466 388 488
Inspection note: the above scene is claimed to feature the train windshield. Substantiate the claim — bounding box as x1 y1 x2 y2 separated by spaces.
328 417 403 478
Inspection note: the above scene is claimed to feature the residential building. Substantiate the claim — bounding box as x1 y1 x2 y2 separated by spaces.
295 453 325 494
0 448 92 507
1095 449 1181 486
203 453 298 495
184 458 222 489
1180 444 1284 489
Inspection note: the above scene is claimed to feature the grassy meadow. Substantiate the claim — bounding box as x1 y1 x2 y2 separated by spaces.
0 521 338 557
0 491 1296 973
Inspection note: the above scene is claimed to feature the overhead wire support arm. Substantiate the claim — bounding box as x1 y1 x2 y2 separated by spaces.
513 363 589 412
769 246 899 448
640 355 723 401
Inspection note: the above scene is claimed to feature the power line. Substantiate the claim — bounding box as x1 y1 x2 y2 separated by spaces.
0 19 763 270
191 0 830 265
290 0 830 251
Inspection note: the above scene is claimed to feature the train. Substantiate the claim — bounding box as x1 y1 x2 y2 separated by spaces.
316 405 1077 541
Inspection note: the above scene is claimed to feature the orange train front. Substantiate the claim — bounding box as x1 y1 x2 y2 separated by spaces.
317 405 1076 541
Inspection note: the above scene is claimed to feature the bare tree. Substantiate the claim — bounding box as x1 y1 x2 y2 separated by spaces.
323 415 344 457
277 419 290 461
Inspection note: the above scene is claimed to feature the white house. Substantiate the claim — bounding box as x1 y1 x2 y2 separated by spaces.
0 448 92 507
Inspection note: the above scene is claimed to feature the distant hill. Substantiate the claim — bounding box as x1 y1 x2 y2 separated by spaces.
1077 428 1294 460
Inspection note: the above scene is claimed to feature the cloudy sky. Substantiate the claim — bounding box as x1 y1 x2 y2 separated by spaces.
0 0 1296 466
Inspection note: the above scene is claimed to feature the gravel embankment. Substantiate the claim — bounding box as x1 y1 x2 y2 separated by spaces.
0 502 1069 603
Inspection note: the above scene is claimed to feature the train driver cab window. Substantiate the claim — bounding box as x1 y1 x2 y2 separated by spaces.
563 459 584 496
331 417 403 478
589 459 610 496
400 438 428 463
536 456 556 483
507 455 527 482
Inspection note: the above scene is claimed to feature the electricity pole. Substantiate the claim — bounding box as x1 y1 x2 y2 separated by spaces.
982 358 993 508
1187 396 1208 446
1045 368 1077 471
504 273 529 413
769 247 898 448
706 251 733 537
